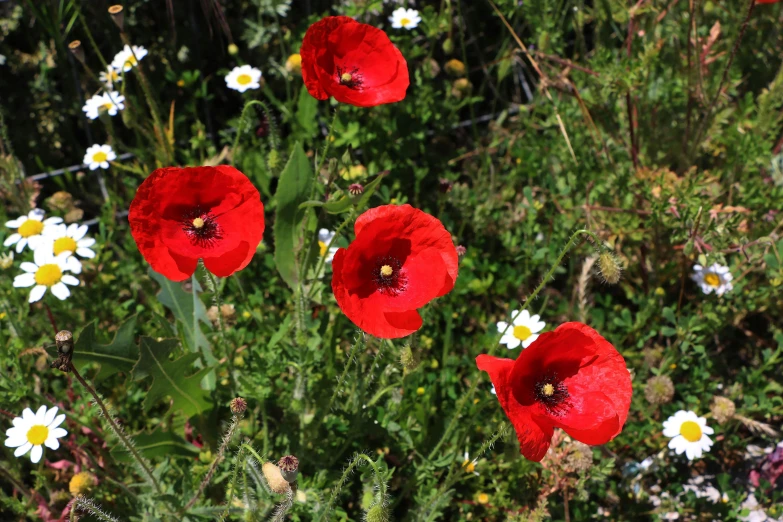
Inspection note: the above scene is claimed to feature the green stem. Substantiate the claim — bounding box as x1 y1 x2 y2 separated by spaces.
231 100 277 158
315 453 383 522
425 229 604 461
326 333 366 413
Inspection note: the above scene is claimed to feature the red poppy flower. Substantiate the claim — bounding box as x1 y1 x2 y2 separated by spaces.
301 16 410 107
331 204 458 338
757 0 781 4
477 322 632 462
128 166 265 281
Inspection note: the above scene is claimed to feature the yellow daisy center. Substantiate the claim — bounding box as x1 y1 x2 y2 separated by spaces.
477 493 489 504
92 151 108 163
26 424 49 445
35 263 63 286
704 273 721 287
18 219 44 238
236 74 252 85
340 72 354 84
124 56 137 68
192 217 205 229
53 237 78 256
380 265 394 277
679 420 702 442
513 325 532 341
541 383 555 396
400 17 411 26
319 241 328 256
102 102 113 110
462 460 475 473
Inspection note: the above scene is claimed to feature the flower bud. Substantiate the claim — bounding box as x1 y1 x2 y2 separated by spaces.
422 58 441 79
0 252 14 270
365 503 390 522
285 53 302 75
710 396 735 424
456 245 467 257
598 252 623 284
400 345 419 372
262 462 290 494
349 183 364 196
277 455 299 483
229 397 247 416
107 5 124 31
68 41 85 64
228 43 239 55
438 178 453 193
46 191 75 212
450 78 472 99
69 471 97 496
267 149 280 170
444 59 466 77
328 157 339 179
442 38 455 55
644 375 674 406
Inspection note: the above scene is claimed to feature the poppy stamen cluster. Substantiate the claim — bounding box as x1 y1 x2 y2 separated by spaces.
372 255 405 295
182 208 222 248
337 66 363 89
534 373 570 416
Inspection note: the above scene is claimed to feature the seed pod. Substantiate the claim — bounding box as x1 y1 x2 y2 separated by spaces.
51 330 74 373
108 5 124 31
277 455 299 483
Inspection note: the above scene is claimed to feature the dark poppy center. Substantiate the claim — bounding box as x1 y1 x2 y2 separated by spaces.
337 66 363 89
534 373 570 416
371 256 405 295
182 208 221 248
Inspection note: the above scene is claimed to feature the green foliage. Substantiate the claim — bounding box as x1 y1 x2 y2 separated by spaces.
72 316 138 383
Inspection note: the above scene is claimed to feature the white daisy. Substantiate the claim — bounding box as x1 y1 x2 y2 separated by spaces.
692 263 733 296
225 65 262 93
461 451 479 476
497 309 546 349
4 405 67 464
13 247 82 303
739 494 772 522
43 223 97 259
98 65 121 88
111 44 148 72
4 209 62 254
389 8 421 29
82 91 125 120
662 410 714 461
318 229 339 265
83 144 116 170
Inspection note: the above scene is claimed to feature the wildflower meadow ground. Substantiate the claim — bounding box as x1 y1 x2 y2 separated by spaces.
1 1 782 521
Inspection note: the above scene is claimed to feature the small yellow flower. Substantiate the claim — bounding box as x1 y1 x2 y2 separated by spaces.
176 79 185 87
655 287 666 296
69 471 97 496
242 311 252 319
285 53 302 75
416 387 425 396
430 359 439 369
670 363 677 370
227 43 239 55
477 493 489 504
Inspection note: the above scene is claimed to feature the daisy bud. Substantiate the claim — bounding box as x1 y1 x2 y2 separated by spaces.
349 183 364 196
69 471 97 497
261 462 290 494
229 397 247 416
64 208 84 223
365 503 390 522
107 5 124 31
451 78 473 99
710 396 736 425
438 178 453 193
598 252 623 284
644 375 675 406
227 43 239 56
0 252 13 270
277 455 299 483
46 191 75 212
456 245 467 257
68 40 85 64
444 58 466 77
442 38 455 55
220 303 237 322
285 53 302 75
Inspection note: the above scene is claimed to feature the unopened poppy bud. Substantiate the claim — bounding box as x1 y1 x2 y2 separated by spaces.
710 396 735 424
365 503 390 522
644 375 674 406
598 252 623 284
442 38 455 55
444 59 466 77
228 43 239 56
277 455 299 483
438 178 453 193
108 5 124 31
456 245 467 257
400 345 419 372
267 149 280 170
229 397 247 415
349 183 364 196
68 41 85 64
262 462 290 493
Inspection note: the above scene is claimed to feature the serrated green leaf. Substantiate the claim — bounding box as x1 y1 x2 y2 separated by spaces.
296 84 319 138
324 195 354 214
111 426 199 461
274 142 313 289
72 316 138 383
132 337 212 418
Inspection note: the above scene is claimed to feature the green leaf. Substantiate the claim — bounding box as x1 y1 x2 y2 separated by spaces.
296 84 319 138
324 195 354 214
274 142 313 289
354 171 386 213
132 337 212 418
72 316 139 383
111 426 199 461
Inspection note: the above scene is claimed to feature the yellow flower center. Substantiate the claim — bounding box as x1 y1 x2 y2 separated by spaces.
69 471 95 496
400 17 411 26
513 325 532 341
704 273 721 287
35 263 63 286
462 460 475 473
92 151 108 163
236 74 252 85
102 102 113 110
124 56 137 69
541 383 555 396
53 237 78 256
287 54 302 67
319 241 328 256
380 265 393 277
679 420 702 442
26 424 49 445
192 217 205 229
18 219 44 238
340 72 353 84
477 493 489 504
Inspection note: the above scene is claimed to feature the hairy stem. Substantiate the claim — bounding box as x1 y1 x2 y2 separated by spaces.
315 453 384 522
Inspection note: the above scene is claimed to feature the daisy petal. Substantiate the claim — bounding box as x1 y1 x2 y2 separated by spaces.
29 444 43 463
29 285 47 303
14 442 32 457
50 282 70 300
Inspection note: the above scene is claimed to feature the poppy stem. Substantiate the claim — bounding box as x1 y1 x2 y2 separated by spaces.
43 303 59 336
426 229 604 462
326 332 365 413
315 452 385 522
